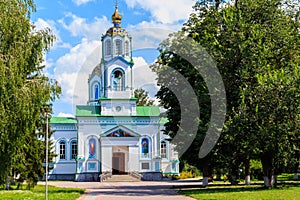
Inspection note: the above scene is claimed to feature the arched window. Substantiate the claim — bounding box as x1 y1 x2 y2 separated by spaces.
125 41 129 56
89 138 96 159
141 138 150 158
112 70 124 91
105 40 111 56
161 141 167 159
59 141 66 159
94 84 99 100
71 141 77 160
115 39 122 55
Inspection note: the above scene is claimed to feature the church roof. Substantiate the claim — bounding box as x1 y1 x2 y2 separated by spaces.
76 105 101 117
90 63 101 77
104 3 128 37
75 105 160 117
136 106 160 116
50 117 77 124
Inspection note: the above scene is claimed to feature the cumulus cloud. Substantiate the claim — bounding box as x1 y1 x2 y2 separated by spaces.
72 0 94 6
58 13 111 40
125 0 194 24
132 57 159 102
53 38 101 103
34 18 72 50
128 20 181 49
57 112 75 118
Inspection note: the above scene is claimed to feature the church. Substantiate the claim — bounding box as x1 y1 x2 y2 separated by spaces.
49 4 179 181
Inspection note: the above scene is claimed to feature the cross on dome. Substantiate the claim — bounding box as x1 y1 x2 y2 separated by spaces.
112 1 122 26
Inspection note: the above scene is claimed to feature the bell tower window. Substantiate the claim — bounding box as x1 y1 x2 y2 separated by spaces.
125 41 129 56
112 70 124 91
115 39 122 56
105 40 111 56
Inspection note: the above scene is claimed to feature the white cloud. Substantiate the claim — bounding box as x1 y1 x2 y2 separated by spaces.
125 0 194 24
132 57 159 103
34 18 71 50
128 20 181 49
53 38 101 104
57 112 75 118
72 0 94 6
58 13 111 40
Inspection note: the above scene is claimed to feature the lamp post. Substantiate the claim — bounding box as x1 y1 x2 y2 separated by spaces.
45 112 49 200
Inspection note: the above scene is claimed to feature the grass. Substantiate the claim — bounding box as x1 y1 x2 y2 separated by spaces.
178 183 300 200
0 184 84 200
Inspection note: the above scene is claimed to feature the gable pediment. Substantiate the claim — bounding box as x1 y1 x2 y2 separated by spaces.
102 126 140 137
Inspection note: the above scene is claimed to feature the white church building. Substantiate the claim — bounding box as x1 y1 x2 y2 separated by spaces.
49 5 179 181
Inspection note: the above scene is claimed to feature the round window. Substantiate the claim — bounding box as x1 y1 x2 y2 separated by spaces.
116 106 121 112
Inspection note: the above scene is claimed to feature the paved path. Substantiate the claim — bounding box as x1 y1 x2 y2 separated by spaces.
44 180 199 200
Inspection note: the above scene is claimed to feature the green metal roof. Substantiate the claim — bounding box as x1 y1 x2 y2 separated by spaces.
50 117 77 124
76 105 101 117
136 106 160 116
75 105 160 117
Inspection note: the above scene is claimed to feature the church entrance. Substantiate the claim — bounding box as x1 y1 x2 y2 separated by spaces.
112 145 129 175
112 152 125 174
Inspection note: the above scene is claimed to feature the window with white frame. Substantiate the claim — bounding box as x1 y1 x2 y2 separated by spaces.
71 141 77 160
115 39 122 55
105 40 111 56
161 141 167 159
59 141 66 159
125 41 129 56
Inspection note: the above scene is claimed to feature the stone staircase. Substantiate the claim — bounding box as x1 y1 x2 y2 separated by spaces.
104 175 141 182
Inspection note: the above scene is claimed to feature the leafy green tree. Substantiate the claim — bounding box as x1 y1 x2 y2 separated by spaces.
0 0 61 187
152 0 299 188
134 88 154 106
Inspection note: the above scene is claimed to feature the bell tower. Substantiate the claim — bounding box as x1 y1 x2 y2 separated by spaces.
87 3 136 116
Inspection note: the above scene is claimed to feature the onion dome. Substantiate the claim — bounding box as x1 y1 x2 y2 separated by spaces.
112 4 122 26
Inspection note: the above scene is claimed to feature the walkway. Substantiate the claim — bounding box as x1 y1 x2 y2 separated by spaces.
45 180 199 200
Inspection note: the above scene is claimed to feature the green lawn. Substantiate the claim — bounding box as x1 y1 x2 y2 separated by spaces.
178 184 300 200
0 185 84 200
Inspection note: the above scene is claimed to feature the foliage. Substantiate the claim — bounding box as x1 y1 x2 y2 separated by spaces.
0 0 61 186
151 0 300 187
134 88 154 106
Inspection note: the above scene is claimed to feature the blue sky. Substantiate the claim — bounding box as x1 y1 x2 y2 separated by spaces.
31 0 197 117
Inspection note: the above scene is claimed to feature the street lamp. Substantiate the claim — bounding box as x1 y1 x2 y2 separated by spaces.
45 112 49 200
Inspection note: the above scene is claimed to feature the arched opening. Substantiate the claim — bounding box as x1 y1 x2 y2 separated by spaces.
105 40 111 56
112 70 124 91
94 84 99 100
115 39 122 56
125 41 129 56
71 140 77 160
59 141 66 159
161 141 167 159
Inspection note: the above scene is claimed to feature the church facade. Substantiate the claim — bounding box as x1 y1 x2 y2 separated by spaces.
49 5 179 181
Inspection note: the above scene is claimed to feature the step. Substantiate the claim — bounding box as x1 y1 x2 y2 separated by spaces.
105 175 141 182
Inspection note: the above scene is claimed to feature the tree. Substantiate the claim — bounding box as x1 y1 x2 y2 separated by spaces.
152 0 300 188
0 0 61 187
134 88 154 106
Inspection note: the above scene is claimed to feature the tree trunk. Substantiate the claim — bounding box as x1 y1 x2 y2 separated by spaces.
202 161 209 187
245 157 251 185
294 152 299 180
230 164 239 185
294 173 299 180
261 154 274 188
